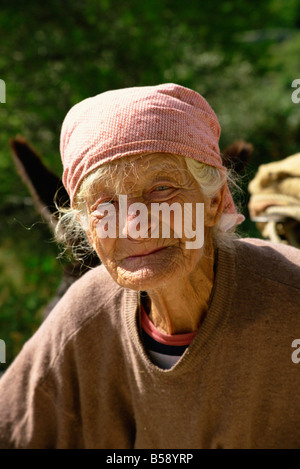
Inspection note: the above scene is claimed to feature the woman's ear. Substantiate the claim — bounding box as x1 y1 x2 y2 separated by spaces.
204 184 226 227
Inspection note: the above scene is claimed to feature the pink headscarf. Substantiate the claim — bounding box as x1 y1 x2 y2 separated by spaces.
60 83 244 230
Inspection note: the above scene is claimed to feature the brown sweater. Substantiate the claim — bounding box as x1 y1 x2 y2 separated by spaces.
1 238 300 449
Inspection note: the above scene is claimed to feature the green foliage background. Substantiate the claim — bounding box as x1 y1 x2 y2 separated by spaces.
1 0 300 369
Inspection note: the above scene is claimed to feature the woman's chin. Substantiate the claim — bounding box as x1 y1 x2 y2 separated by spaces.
114 264 175 291
112 255 181 290
102 245 193 291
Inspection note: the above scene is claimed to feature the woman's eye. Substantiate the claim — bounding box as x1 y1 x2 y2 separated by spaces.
99 199 116 206
149 185 176 200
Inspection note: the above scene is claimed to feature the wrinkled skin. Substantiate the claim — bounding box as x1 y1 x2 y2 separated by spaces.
85 153 225 334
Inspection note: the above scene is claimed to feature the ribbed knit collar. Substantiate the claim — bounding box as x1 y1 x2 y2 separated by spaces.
123 243 237 377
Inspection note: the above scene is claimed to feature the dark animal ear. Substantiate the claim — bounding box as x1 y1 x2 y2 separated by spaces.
9 136 70 226
221 140 253 174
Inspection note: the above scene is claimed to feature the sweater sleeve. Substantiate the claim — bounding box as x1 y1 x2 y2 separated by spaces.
0 265 127 449
0 360 58 449
0 269 98 449
0 321 83 449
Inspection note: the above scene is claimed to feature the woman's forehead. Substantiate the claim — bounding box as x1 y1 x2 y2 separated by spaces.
84 153 190 203
105 153 186 186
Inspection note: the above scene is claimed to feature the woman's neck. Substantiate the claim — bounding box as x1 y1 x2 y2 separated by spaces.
144 240 216 335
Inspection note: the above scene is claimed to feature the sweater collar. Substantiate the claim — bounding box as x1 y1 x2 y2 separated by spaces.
122 243 237 375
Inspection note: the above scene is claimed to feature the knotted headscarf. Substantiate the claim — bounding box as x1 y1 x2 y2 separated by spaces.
60 83 244 230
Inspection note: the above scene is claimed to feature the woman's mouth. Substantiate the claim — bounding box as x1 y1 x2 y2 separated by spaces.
124 246 167 260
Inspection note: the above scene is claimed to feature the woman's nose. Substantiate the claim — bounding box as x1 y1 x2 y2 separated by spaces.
119 197 150 239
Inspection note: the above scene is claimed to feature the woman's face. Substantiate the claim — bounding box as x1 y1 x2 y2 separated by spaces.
85 153 223 291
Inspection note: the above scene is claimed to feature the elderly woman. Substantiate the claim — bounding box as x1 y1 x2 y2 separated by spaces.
1 84 300 449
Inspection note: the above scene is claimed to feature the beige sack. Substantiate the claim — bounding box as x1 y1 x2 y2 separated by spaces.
248 153 300 247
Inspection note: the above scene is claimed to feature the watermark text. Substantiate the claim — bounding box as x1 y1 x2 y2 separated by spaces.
0 79 6 103
291 79 300 104
291 339 300 363
94 196 204 249
0 339 6 364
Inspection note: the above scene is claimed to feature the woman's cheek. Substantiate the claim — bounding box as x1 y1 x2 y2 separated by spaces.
86 215 105 253
93 229 117 262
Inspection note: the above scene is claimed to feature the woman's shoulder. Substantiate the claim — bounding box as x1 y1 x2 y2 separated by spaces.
17 264 128 363
62 263 121 300
233 237 300 289
45 263 126 329
1 264 131 384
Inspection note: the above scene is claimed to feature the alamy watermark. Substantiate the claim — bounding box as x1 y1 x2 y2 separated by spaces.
291 339 300 364
94 196 204 249
0 79 6 103
0 339 6 364
291 79 300 104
